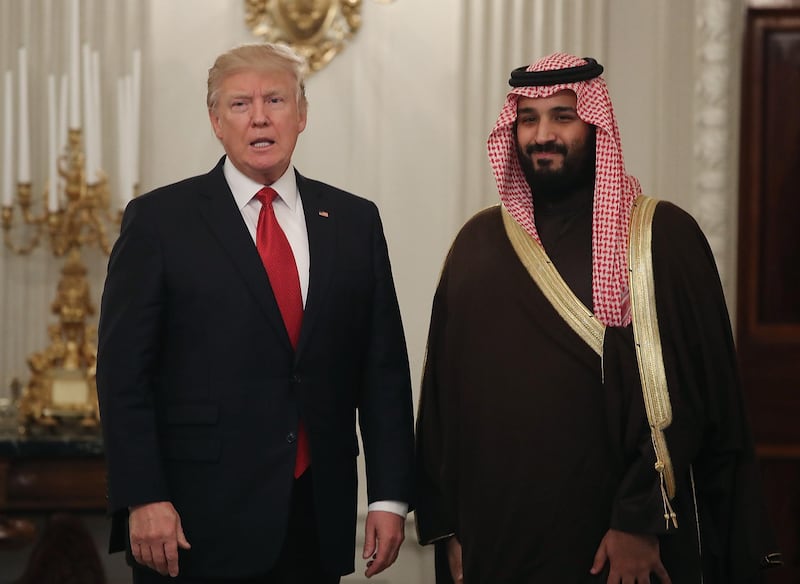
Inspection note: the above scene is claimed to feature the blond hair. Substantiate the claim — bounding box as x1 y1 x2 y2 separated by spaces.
207 43 307 111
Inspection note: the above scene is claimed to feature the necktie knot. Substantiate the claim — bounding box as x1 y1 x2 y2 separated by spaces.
255 186 278 206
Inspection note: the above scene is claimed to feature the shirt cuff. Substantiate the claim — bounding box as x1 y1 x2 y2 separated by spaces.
367 500 408 518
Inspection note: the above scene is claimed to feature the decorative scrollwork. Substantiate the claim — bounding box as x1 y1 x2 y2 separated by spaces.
18 249 100 433
693 0 737 290
245 0 363 74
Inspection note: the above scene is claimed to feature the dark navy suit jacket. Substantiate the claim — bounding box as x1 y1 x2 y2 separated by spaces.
96 157 415 578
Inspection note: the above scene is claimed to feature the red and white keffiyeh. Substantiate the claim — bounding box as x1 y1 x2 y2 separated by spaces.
487 52 641 327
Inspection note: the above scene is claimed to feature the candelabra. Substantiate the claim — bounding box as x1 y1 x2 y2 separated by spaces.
2 129 120 433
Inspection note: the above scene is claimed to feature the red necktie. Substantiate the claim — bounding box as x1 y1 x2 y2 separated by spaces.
255 187 310 478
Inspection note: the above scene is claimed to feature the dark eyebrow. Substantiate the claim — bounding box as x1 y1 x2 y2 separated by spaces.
517 105 578 117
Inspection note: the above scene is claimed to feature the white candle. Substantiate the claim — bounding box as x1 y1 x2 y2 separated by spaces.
47 75 59 212
2 71 14 207
92 50 102 174
132 49 141 186
69 0 80 129
17 47 30 183
125 75 134 204
58 74 69 206
58 74 68 151
82 43 95 184
125 75 135 204
116 78 127 209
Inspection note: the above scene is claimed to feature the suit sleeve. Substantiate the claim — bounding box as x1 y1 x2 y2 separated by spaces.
96 197 170 514
356 203 416 507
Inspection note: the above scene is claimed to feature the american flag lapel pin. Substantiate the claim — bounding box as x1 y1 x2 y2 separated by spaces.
318 210 329 218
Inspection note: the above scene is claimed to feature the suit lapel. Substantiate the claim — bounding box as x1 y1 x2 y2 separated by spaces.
296 172 335 359
196 159 293 350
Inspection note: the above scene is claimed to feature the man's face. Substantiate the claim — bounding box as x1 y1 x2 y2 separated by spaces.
209 68 307 185
515 89 595 195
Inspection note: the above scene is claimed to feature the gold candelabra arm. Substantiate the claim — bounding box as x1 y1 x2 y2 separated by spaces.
99 175 128 227
48 179 115 256
4 129 123 257
2 183 49 255
82 181 115 255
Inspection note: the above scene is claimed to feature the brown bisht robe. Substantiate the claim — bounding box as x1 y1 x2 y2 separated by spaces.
415 203 776 584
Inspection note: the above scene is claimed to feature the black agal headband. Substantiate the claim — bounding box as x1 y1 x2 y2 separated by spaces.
508 58 604 87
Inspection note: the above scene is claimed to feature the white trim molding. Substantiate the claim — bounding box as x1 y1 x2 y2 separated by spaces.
693 0 742 295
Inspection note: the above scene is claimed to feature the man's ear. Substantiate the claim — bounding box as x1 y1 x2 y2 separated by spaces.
208 108 223 140
297 102 308 134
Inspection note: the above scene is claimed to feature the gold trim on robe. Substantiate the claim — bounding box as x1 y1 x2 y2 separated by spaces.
501 197 678 529
500 204 605 356
629 195 677 528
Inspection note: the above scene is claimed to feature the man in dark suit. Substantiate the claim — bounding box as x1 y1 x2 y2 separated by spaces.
96 43 415 584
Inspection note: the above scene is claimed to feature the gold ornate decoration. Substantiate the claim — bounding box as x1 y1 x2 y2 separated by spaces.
628 195 678 529
244 0 363 74
3 129 120 434
19 250 100 429
501 204 605 356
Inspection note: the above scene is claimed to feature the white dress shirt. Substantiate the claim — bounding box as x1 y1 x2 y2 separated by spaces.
223 159 407 519
224 159 310 306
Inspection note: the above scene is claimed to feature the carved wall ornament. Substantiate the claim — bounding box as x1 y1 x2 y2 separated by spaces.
244 0 365 74
693 0 740 291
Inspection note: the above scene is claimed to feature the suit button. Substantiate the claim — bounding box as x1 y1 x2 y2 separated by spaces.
290 375 301 384
286 432 297 443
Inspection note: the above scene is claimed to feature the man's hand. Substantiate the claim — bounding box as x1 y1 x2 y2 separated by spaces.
362 510 405 578
590 528 671 584
129 501 191 577
446 536 464 583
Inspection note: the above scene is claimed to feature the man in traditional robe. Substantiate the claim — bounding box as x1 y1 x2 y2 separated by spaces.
415 53 780 584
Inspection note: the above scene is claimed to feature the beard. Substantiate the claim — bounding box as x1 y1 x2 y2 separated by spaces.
516 126 597 197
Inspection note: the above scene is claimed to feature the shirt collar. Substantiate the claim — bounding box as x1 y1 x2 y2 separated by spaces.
223 157 299 211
